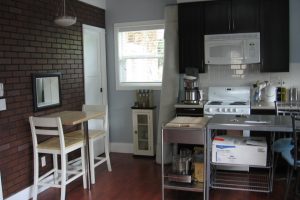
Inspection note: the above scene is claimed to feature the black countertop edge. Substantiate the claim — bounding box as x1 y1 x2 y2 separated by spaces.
131 106 157 110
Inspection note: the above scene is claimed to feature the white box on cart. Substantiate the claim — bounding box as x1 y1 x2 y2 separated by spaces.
212 136 267 166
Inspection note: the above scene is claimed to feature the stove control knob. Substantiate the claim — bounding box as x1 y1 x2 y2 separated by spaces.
206 108 212 113
222 108 226 112
232 108 236 112
217 108 222 112
235 108 239 113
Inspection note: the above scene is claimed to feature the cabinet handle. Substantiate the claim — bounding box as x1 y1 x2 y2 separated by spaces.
134 130 137 134
232 18 235 31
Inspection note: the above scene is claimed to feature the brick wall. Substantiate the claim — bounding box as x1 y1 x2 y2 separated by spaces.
0 0 105 197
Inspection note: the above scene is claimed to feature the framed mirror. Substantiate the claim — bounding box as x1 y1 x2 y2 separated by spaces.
32 73 62 112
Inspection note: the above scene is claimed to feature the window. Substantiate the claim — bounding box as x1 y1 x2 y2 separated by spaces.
114 20 165 90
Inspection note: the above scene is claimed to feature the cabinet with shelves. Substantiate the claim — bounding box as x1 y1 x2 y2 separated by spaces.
204 0 260 34
132 108 155 156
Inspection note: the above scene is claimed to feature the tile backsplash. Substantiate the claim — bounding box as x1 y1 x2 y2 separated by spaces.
195 63 300 99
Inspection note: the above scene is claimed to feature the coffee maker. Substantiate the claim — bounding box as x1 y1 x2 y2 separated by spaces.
183 68 201 104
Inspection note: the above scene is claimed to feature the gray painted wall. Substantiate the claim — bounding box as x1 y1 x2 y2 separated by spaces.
290 0 300 62
106 0 176 144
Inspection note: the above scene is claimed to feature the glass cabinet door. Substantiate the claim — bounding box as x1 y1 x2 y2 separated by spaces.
137 114 149 150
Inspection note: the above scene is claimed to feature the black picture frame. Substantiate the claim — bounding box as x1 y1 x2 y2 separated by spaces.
32 72 62 112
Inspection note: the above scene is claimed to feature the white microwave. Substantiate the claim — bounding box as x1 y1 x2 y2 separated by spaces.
204 32 260 65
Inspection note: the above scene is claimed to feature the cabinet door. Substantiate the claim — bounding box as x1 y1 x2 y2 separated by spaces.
178 3 205 73
260 0 289 72
132 110 154 156
231 0 260 33
204 0 231 34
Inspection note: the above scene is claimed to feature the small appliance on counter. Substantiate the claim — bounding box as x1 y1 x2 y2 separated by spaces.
263 84 277 103
252 81 269 103
182 68 202 105
288 87 298 102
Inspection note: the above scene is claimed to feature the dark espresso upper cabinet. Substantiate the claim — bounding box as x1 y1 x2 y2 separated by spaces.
260 0 289 72
178 3 205 73
204 0 260 34
204 0 231 34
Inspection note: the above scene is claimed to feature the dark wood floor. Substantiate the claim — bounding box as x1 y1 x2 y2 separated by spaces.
38 153 298 200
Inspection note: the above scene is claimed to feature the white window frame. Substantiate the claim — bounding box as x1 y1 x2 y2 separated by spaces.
114 20 165 91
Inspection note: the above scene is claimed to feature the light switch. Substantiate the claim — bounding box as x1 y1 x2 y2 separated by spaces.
0 99 6 111
0 83 3 97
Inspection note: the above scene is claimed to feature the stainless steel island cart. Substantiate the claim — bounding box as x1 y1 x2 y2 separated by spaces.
205 114 294 200
161 117 209 200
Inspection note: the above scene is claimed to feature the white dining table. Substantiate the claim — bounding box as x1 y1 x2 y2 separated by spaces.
46 110 105 190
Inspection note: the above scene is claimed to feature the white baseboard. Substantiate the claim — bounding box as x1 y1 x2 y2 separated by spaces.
110 142 133 154
5 186 31 200
5 176 51 200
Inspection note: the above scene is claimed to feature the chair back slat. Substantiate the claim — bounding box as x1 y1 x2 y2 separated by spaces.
29 116 65 150
82 104 108 131
35 129 59 136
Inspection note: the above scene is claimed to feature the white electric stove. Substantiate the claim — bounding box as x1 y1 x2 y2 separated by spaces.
205 86 251 171
204 87 251 116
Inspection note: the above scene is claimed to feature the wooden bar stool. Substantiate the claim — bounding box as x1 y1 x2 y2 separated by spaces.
29 116 86 200
65 104 112 184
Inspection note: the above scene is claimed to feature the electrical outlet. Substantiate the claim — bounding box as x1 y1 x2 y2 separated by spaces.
41 156 46 167
0 83 3 97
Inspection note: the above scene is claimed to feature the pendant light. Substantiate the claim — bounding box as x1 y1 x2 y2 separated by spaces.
54 0 77 27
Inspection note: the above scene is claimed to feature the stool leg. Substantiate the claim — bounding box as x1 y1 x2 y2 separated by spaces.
284 166 294 200
296 169 300 197
105 136 112 172
60 154 67 200
89 140 96 184
81 147 87 189
32 153 39 200
53 154 58 184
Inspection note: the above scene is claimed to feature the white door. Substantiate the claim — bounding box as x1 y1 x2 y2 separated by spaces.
83 24 108 155
83 24 107 106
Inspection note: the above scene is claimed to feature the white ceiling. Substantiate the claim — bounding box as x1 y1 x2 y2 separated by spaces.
78 0 106 9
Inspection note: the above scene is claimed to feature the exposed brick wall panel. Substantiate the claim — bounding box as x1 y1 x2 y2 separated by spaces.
0 0 105 197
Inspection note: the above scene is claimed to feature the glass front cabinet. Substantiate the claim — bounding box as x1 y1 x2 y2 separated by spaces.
132 108 155 156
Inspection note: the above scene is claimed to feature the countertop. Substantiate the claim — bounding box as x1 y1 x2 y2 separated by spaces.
206 114 293 132
251 101 275 110
174 101 275 110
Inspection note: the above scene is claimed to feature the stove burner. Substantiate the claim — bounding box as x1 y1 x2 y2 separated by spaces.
208 101 222 105
230 101 247 105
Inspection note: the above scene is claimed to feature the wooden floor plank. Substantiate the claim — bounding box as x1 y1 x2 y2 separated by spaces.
37 153 296 200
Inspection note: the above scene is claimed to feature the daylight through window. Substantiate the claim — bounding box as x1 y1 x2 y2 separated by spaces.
114 21 165 90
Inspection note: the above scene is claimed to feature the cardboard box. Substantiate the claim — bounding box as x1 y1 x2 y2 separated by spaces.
194 162 204 182
212 136 267 166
